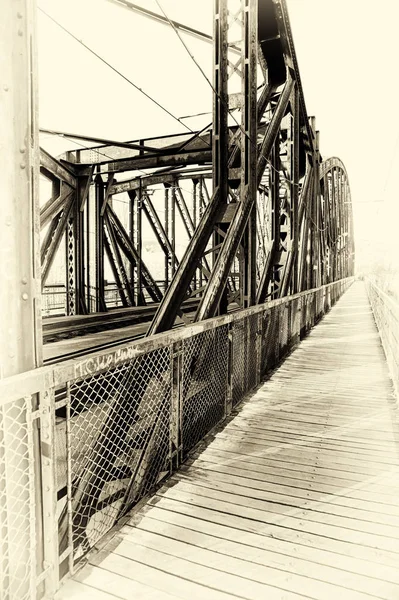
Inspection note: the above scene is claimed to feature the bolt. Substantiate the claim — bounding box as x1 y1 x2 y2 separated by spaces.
22 292 28 301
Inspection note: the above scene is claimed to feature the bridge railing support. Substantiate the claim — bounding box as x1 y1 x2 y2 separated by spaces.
0 277 353 595
365 278 399 401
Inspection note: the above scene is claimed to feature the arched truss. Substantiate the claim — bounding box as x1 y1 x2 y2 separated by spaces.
38 0 354 329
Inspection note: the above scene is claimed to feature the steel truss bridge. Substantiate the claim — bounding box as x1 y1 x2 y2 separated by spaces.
1 1 398 600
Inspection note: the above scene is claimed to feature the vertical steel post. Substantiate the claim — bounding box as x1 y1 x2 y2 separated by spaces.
1 0 41 373
136 184 143 304
75 181 86 314
292 85 300 293
0 1 54 598
86 185 91 311
129 191 138 306
243 0 258 307
164 186 169 289
95 174 106 311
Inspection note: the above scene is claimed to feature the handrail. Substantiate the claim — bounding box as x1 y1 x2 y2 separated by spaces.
365 276 399 399
0 277 354 402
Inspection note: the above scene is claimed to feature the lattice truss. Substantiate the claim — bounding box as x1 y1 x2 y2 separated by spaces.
38 0 354 327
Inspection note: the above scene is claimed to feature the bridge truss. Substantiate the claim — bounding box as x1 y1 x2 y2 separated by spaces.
39 0 354 328
1 1 355 598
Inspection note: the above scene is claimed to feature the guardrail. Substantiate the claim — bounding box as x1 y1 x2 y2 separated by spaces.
0 277 353 598
365 278 399 399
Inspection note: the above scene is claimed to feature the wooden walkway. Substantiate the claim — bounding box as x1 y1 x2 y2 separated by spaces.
56 282 399 600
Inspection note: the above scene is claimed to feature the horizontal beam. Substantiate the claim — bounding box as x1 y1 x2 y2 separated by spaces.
100 149 212 175
40 128 165 154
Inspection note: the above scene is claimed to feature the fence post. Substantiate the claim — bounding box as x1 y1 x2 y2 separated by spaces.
39 387 59 597
170 341 183 470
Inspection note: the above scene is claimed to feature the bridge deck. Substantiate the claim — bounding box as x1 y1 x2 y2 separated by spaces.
56 282 399 600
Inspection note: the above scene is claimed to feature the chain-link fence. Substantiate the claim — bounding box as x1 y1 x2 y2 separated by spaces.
366 278 399 399
0 277 352 598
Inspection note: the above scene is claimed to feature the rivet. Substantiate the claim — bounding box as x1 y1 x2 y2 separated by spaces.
18 30 23 37
22 292 28 301
3 85 9 92
20 147 26 154
45 487 50 493
17 12 23 18
21 277 28 284
20 163 26 169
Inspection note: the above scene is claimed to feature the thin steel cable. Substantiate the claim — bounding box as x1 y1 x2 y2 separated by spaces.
38 6 195 134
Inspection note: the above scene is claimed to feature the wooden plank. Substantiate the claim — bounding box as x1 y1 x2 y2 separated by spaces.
89 547 246 600
55 578 121 599
172 469 399 526
158 481 399 547
124 516 399 599
192 449 399 497
93 537 308 600
118 526 392 600
136 505 399 585
73 564 180 600
179 463 399 516
189 458 399 508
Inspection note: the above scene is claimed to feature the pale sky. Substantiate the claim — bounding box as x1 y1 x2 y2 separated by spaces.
37 0 399 274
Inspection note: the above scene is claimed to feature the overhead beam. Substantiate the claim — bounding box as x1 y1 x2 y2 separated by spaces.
40 128 164 153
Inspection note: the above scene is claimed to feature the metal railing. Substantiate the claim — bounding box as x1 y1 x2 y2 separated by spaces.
42 285 67 317
365 277 399 399
0 277 353 598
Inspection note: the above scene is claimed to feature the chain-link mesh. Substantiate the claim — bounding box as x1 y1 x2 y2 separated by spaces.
288 299 300 348
260 306 280 376
59 346 171 562
247 313 259 391
182 326 228 453
0 397 37 600
231 318 248 407
278 304 289 354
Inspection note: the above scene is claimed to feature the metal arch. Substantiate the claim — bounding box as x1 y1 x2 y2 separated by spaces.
319 158 355 285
